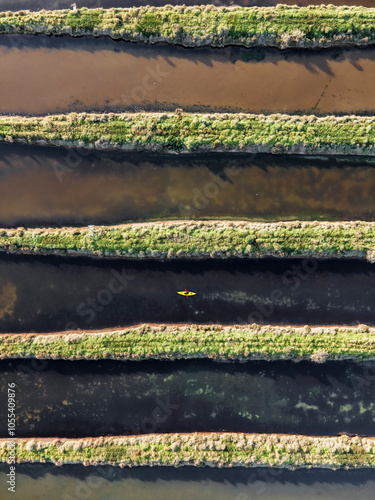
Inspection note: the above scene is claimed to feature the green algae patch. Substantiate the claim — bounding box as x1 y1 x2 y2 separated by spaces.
0 221 374 261
1 433 374 468
2 6 375 49
2 112 375 155
1 324 375 363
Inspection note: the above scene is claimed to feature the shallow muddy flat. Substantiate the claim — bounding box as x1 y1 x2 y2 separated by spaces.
0 358 374 437
1 145 375 226
0 255 374 332
1 37 375 115
0 464 374 500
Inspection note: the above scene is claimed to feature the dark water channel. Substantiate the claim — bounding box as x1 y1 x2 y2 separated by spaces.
0 359 374 438
0 255 374 332
1 145 375 226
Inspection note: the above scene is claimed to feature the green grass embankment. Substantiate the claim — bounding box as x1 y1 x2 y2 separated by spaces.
1 324 375 363
2 112 375 155
1 221 374 261
1 433 374 468
1 6 375 49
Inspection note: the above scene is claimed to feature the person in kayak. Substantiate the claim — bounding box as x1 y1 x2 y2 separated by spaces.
177 289 196 297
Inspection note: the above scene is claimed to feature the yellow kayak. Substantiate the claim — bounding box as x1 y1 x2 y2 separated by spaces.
177 290 197 297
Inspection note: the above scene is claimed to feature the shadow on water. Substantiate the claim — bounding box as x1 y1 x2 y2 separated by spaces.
1 144 375 226
0 255 374 332
1 36 375 114
0 358 374 438
0 463 374 500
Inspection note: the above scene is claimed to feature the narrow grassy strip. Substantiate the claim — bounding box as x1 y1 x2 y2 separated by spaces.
1 324 375 363
1 433 374 468
2 6 375 49
1 221 374 261
1 112 375 155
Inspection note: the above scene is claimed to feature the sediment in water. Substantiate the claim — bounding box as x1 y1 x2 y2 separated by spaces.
3 147 375 227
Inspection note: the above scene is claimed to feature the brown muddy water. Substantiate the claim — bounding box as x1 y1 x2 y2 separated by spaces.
1 465 374 500
0 358 374 437
1 145 375 226
1 36 375 115
0 254 374 332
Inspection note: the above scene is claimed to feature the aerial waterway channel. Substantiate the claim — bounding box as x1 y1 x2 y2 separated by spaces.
0 254 374 332
1 145 375 226
1 36 375 115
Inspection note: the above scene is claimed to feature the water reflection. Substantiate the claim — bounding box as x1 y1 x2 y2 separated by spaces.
0 36 374 114
1 146 375 226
